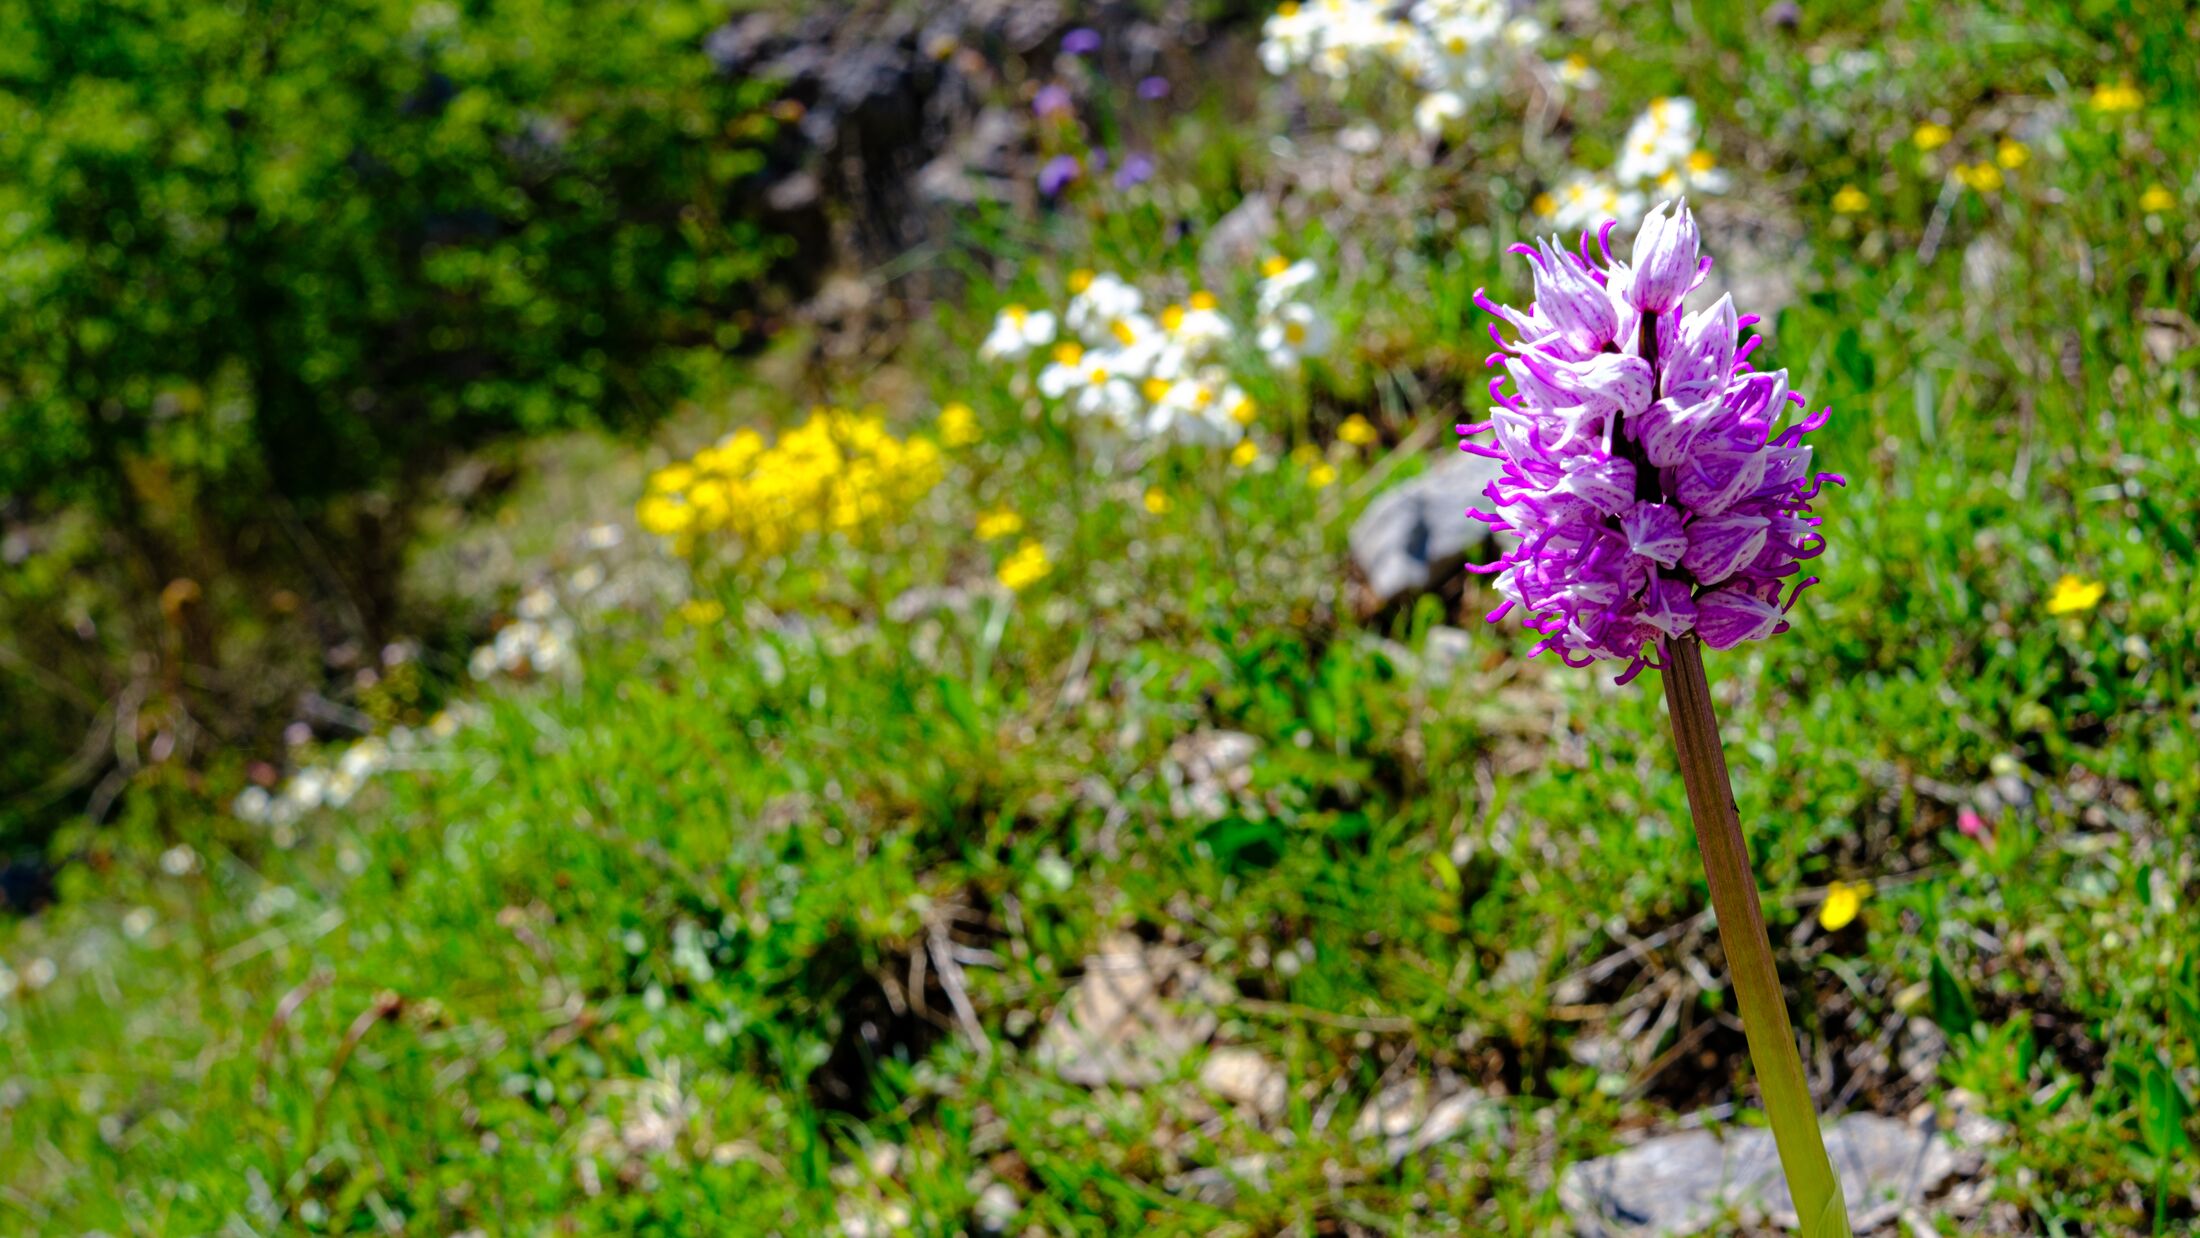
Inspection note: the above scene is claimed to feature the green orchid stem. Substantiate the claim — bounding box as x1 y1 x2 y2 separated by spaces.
1661 635 1853 1238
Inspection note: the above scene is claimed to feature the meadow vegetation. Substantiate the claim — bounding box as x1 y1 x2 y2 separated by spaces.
3 1 2198 1234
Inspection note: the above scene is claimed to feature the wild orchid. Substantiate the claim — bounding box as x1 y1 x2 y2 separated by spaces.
1461 199 1854 1238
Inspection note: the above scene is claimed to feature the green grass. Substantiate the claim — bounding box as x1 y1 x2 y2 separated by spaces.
6 1 2200 1233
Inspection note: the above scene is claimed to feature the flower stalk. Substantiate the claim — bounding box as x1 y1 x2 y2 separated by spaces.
1643 296 1850 1237
1662 635 1852 1238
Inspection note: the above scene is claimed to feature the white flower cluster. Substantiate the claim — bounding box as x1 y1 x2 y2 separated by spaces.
979 262 1332 445
1540 97 1730 233
226 544 644 833
233 705 480 831
468 584 580 681
1259 0 1573 138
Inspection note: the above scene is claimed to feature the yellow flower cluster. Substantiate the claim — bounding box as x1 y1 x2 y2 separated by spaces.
2045 574 2104 616
2089 82 2143 114
1954 162 2004 194
637 408 943 555
997 540 1052 592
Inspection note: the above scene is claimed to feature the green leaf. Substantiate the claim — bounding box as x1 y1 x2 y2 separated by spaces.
1197 817 1286 874
2140 1061 2193 1157
1929 951 1979 1037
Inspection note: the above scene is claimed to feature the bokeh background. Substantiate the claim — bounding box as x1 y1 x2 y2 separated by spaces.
2 0 2196 1233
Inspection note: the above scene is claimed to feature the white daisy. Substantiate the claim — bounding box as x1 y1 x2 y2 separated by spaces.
1065 272 1144 345
1258 301 1334 369
978 304 1058 362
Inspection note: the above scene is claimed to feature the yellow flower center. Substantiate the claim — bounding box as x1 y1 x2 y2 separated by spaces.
1189 290 1218 311
1067 268 1095 294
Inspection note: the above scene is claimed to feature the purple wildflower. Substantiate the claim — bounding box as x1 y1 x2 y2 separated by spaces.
1113 152 1156 188
1061 27 1102 55
1459 198 1843 684
1038 154 1082 197
1033 83 1074 120
1137 75 1171 100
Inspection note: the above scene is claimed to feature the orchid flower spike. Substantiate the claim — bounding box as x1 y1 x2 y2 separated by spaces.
1460 199 1843 684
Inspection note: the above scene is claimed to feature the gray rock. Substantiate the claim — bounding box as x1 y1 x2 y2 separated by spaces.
915 108 1024 205
704 13 780 74
1168 1154 1272 1208
1351 1077 1504 1163
1036 935 1229 1088
1560 1112 1989 1236
1162 730 1259 823
1199 1047 1288 1119
1347 455 1506 610
972 1181 1020 1234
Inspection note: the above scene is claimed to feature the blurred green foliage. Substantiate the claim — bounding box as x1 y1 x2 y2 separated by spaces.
0 0 786 844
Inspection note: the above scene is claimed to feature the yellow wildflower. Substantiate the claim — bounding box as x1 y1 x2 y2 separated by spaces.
2140 184 2175 213
637 494 695 536
1143 487 1172 515
1995 138 2030 170
635 407 942 556
1226 390 1258 426
975 507 1024 541
1912 122 1951 151
1337 414 1380 446
1230 439 1260 468
1308 461 1338 489
1955 163 2004 193
938 402 980 447
1532 192 1557 218
1832 185 1869 214
997 540 1052 592
1067 268 1096 294
1260 254 1291 279
1818 880 1871 932
2090 82 2142 114
2045 574 2105 615
675 598 726 627
1687 149 1717 175
1189 290 1219 311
